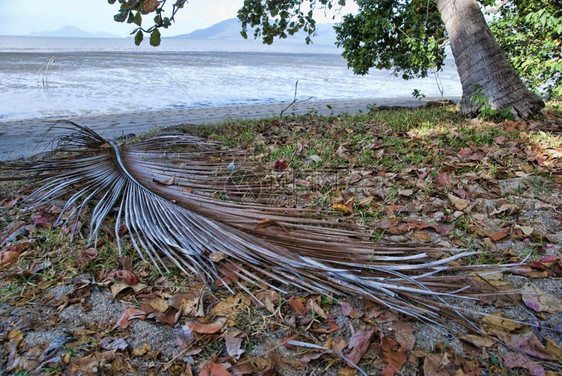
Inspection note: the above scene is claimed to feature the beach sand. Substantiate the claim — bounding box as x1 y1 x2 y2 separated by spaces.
0 96 457 160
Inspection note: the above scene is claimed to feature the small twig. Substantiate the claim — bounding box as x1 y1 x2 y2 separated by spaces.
39 56 55 89
433 67 444 98
280 80 312 118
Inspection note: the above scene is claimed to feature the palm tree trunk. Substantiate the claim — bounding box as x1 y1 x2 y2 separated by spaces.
435 0 544 119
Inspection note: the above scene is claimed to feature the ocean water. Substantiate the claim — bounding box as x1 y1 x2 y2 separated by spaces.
0 36 461 121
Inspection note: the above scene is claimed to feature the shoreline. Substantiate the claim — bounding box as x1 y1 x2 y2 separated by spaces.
0 96 458 160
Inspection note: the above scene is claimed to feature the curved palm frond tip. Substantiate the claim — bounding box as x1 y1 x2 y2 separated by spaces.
2 120 516 329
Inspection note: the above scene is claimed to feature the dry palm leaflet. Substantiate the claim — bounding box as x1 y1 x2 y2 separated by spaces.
1 121 524 330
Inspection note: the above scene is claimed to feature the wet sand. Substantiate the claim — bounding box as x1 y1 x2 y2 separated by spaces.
0 96 457 160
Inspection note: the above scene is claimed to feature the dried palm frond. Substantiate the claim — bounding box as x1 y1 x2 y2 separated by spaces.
1 121 519 330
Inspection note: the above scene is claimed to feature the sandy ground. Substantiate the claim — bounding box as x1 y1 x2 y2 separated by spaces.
0 96 457 160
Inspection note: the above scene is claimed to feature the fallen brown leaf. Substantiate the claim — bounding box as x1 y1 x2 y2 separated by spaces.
496 331 556 361
288 296 307 314
31 212 55 227
70 351 116 376
447 193 469 210
5 329 25 372
521 282 562 313
110 281 147 298
99 337 128 351
309 300 328 320
459 334 496 348
436 173 452 186
423 353 456 376
484 227 510 241
199 362 231 376
392 321 416 352
148 297 169 313
482 312 522 335
380 336 407 376
345 328 376 366
0 250 20 268
116 308 146 329
311 315 339 334
175 325 195 348
340 301 363 319
501 352 546 376
3 241 33 254
545 337 562 359
131 343 151 357
185 317 227 334
225 335 245 359
106 270 140 285
211 293 251 318
169 291 199 316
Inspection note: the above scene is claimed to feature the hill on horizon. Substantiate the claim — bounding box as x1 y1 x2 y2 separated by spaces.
173 18 337 45
29 26 120 38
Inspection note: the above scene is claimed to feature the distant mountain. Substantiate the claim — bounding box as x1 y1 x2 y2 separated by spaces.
173 18 337 45
29 26 119 38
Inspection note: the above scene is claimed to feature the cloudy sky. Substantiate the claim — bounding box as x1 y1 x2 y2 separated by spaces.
0 0 356 37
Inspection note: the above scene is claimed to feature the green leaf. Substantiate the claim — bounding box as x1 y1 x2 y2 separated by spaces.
149 28 161 47
126 11 135 24
134 30 144 46
108 0 117 4
133 12 142 27
114 11 128 23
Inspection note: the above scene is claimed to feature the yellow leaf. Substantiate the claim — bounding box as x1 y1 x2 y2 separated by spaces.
332 203 353 215
482 312 522 335
521 282 562 313
211 293 251 317
459 334 496 348
149 298 169 313
357 196 374 207
447 193 469 210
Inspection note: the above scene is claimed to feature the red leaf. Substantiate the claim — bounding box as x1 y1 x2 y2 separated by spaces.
380 336 407 376
2 197 21 208
185 317 226 334
4 241 33 254
31 212 55 226
141 0 160 14
340 302 363 319
106 270 140 285
436 173 452 186
116 308 146 329
0 251 20 268
484 227 509 241
392 321 416 352
345 328 377 366
199 362 231 376
288 296 307 314
311 315 339 334
438 224 455 235
273 160 289 170
452 188 469 199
